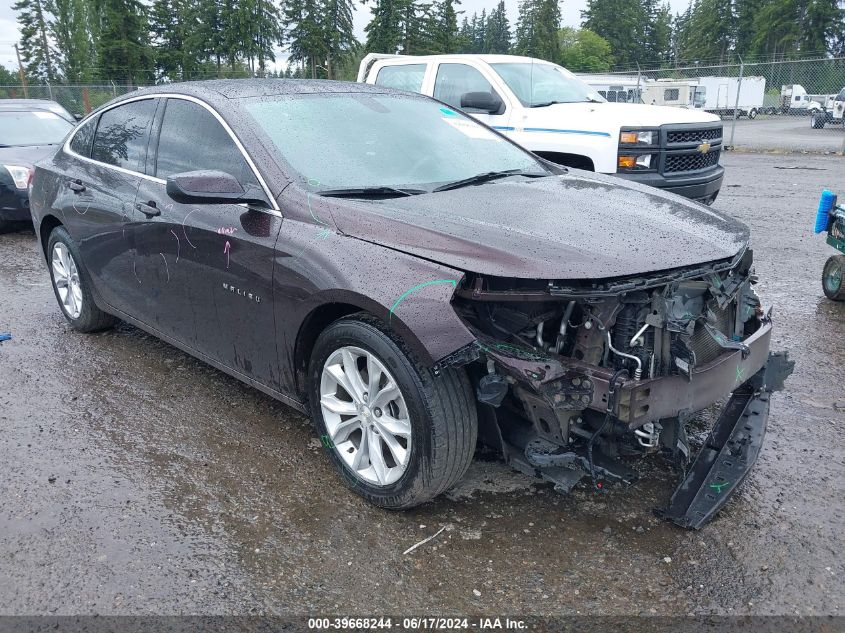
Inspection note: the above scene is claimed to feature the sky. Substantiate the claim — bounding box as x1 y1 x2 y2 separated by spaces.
0 0 687 77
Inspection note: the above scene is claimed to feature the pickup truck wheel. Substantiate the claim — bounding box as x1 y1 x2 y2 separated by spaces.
748 108 758 119
811 113 825 129
822 255 845 301
308 315 477 508
47 227 118 332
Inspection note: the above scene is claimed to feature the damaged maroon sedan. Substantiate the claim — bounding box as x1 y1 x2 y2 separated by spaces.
29 80 792 528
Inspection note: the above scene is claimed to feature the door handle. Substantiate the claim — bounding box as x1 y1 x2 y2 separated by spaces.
67 180 85 193
136 200 160 218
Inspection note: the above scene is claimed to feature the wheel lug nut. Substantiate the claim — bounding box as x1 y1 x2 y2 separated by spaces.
373 408 382 417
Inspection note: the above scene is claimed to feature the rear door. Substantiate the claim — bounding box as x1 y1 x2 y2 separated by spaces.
58 97 158 315
133 96 283 388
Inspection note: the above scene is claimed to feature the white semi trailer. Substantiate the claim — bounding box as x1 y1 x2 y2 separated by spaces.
696 76 766 118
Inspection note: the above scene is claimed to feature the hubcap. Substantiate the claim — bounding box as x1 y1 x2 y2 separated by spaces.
320 346 412 486
51 242 83 319
825 261 842 292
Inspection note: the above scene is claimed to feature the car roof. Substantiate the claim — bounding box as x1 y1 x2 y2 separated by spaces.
374 54 556 65
130 79 403 100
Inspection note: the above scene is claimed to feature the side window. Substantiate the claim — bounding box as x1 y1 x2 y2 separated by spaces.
69 116 97 158
91 99 156 171
665 88 679 101
838 89 845 100
154 99 257 188
433 64 499 111
375 64 426 92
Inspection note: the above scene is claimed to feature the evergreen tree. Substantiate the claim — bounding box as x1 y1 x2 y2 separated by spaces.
643 0 673 65
47 0 94 82
284 0 326 76
364 0 403 53
323 0 356 78
150 0 196 80
474 9 487 52
514 0 561 62
13 0 56 81
485 1 512 54
431 0 460 53
582 0 649 67
96 0 154 85
678 0 734 63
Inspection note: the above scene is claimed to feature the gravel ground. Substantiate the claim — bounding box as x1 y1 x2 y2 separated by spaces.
727 115 845 153
0 152 842 617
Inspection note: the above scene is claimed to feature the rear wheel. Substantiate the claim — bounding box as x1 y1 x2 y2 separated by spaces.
822 255 845 301
812 113 825 129
47 226 117 332
748 108 758 119
308 314 477 509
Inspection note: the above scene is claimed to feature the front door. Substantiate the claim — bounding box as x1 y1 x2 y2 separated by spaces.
432 62 510 129
133 97 283 389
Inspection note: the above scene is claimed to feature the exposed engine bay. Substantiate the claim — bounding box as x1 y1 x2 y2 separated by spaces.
443 248 794 528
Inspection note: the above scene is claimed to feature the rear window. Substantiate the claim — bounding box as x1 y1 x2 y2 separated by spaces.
91 99 157 171
375 64 426 92
0 110 74 147
69 117 97 157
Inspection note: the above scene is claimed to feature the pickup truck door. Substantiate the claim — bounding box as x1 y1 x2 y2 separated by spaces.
431 62 510 130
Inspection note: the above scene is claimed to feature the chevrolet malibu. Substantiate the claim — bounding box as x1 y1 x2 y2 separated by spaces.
29 80 792 528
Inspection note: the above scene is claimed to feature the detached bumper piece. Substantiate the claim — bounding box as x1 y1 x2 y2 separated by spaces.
656 351 794 529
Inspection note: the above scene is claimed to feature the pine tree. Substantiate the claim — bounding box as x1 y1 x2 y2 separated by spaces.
284 0 326 76
431 0 460 53
364 0 403 53
13 0 56 81
96 0 154 85
323 0 356 78
474 9 487 53
46 0 94 82
150 0 195 80
485 1 512 54
582 0 649 67
514 0 560 61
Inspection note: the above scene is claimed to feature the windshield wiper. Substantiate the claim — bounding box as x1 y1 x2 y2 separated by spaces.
529 100 567 108
317 186 426 199
433 169 546 193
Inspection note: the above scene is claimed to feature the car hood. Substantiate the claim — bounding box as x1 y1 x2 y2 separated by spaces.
527 102 719 128
328 172 748 280
0 144 60 166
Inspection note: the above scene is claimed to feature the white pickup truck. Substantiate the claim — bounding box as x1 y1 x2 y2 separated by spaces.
358 53 725 204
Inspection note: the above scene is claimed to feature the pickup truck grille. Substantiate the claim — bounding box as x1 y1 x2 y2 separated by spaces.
665 150 720 173
659 123 723 177
667 128 722 144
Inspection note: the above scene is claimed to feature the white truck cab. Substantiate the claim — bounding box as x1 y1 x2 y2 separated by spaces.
358 53 725 204
811 87 845 129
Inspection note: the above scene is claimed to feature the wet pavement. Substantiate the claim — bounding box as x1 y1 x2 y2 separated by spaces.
0 152 843 616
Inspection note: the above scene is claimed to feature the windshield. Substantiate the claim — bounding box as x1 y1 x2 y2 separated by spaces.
491 63 605 107
0 110 74 147
244 93 546 191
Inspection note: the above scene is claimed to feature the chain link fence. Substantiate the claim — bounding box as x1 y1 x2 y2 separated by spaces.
3 59 845 153
0 83 141 119
578 57 845 153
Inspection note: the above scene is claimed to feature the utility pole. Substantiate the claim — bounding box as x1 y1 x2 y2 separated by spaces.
14 44 29 98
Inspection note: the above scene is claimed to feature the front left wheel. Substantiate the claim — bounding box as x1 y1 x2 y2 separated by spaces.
47 226 117 332
308 315 477 509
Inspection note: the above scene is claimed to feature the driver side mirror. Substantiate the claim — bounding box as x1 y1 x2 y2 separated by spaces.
166 169 268 206
460 91 504 114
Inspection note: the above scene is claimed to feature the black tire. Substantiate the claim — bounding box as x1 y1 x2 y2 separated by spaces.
812 113 825 129
748 108 757 119
47 226 117 332
822 255 845 301
308 314 477 509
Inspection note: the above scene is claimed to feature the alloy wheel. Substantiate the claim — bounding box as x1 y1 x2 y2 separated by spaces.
320 345 412 486
52 242 83 319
